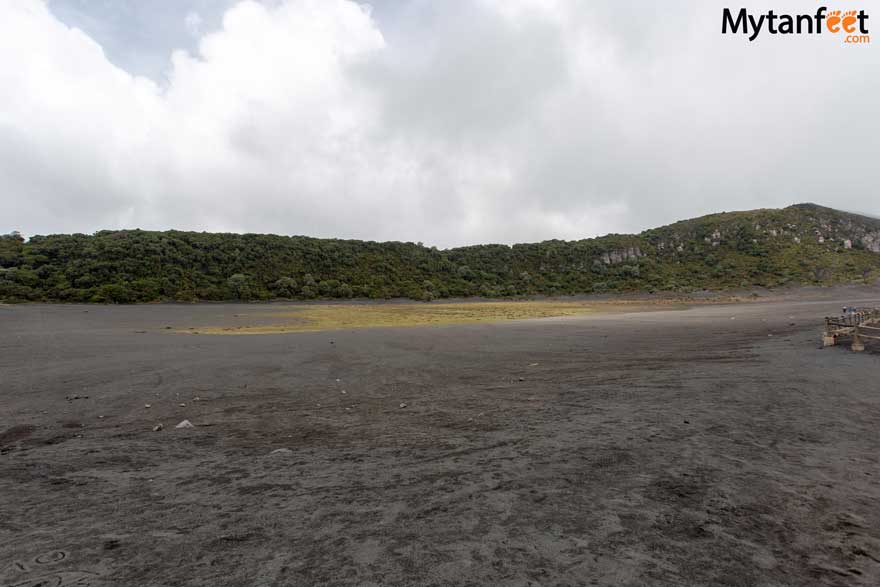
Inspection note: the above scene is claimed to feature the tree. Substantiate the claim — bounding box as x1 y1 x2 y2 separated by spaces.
272 277 299 298
227 274 254 300
1 206 879 304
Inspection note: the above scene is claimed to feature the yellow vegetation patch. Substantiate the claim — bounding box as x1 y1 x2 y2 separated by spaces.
189 300 614 335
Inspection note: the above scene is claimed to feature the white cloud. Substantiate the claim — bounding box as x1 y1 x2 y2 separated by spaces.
1 0 878 247
184 11 202 37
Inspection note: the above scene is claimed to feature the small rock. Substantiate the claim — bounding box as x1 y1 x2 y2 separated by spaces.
269 448 293 456
341 390 347 395
152 424 164 432
144 404 151 409
175 420 194 429
518 377 525 382
399 403 407 409
179 403 187 407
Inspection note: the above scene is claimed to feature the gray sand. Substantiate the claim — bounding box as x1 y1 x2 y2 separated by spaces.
1 289 880 586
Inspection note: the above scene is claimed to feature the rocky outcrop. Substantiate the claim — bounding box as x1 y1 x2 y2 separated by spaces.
861 232 880 253
598 247 644 265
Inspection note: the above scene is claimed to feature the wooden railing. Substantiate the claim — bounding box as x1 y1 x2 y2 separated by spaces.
824 308 880 352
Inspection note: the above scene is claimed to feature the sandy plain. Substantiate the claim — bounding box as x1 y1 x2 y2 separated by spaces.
1 287 879 586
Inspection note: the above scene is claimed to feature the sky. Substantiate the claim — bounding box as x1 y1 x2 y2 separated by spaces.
1 0 878 247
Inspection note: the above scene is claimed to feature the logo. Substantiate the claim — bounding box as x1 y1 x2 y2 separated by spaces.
722 7 870 43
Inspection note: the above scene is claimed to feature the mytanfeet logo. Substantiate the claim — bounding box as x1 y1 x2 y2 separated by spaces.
723 7 870 43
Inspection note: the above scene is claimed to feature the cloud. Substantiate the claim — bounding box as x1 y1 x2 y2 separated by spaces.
1 0 878 247
184 11 203 37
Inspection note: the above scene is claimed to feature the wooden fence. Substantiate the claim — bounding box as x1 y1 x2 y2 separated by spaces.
823 308 880 352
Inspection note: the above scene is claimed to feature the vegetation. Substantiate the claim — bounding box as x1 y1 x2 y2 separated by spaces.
2 204 880 303
193 301 606 334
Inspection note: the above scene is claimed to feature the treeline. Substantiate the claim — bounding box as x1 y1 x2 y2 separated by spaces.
0 230 648 302
2 204 879 303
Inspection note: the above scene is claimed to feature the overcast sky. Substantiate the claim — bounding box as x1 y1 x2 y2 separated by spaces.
2 1 877 247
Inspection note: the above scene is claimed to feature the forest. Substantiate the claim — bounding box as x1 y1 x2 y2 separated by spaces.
2 204 880 303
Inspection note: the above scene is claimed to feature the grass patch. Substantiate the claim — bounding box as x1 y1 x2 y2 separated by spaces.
189 300 612 334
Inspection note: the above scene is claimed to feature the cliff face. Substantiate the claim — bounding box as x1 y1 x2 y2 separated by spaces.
598 247 645 266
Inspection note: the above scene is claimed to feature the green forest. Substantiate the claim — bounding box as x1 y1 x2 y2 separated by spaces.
2 204 879 303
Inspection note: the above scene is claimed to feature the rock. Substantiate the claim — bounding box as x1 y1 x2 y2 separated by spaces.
152 424 164 432
144 404 152 409
598 247 645 266
399 403 407 409
269 448 293 456
175 420 194 429
179 403 187 407
518 377 525 382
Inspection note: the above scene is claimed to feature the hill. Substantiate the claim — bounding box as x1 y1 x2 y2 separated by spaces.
2 204 879 303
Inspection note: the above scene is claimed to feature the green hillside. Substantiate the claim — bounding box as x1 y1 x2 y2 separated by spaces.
2 204 879 303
